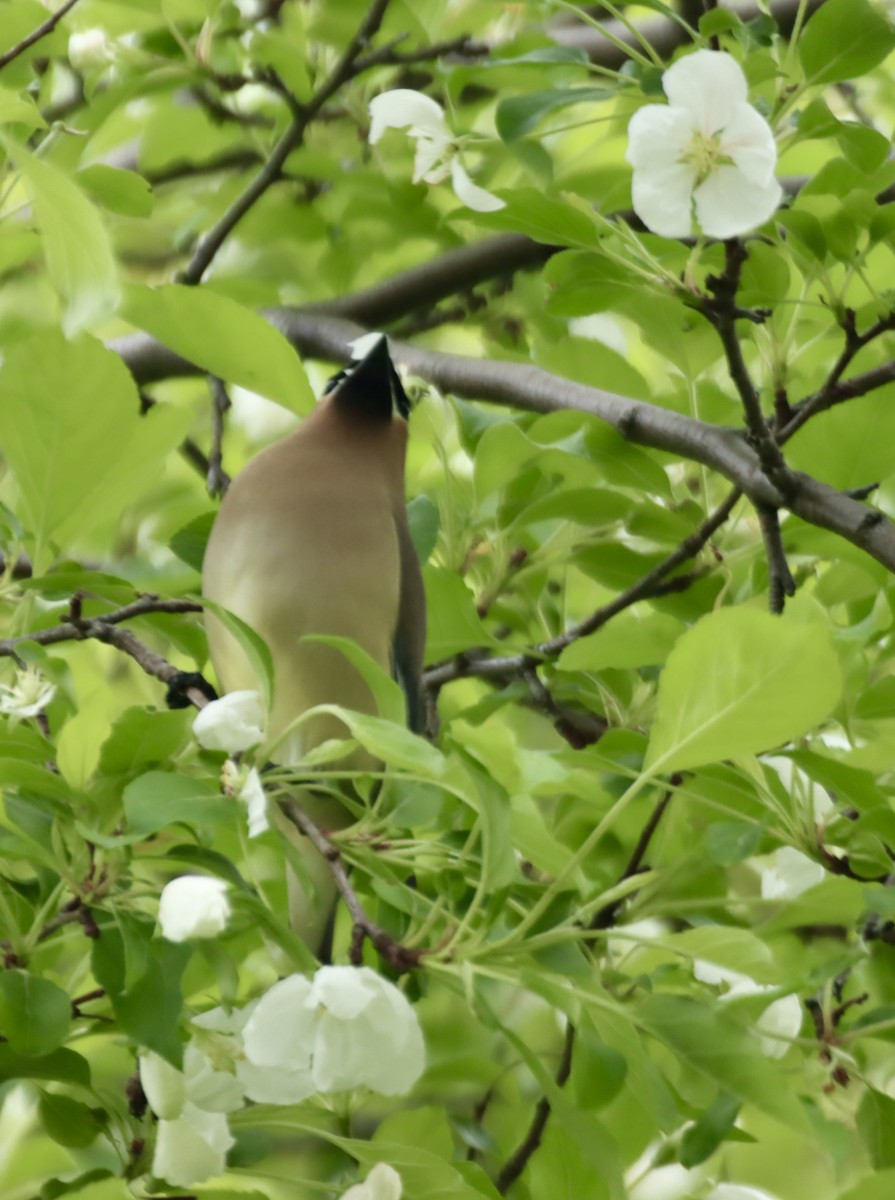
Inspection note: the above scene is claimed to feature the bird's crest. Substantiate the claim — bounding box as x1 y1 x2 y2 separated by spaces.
325 335 411 421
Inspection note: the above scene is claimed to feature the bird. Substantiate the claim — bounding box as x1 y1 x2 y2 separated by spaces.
201 335 426 951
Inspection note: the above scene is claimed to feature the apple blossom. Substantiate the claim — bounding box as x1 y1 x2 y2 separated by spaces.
193 689 265 753
68 29 115 72
341 1163 403 1200
140 1042 242 1187
759 845 825 899
152 1103 234 1187
242 965 425 1097
368 89 504 213
626 50 782 239
222 760 269 837
158 875 231 942
692 960 801 1058
0 666 56 718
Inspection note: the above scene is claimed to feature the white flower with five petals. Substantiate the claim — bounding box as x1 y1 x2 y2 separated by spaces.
369 89 504 213
626 50 782 239
242 965 425 1098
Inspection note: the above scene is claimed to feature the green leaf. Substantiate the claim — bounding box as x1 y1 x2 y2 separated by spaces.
304 635 406 725
76 164 153 217
38 1090 104 1148
316 706 445 776
640 995 809 1129
122 283 314 412
170 510 216 572
468 188 600 248
6 141 120 334
123 770 232 838
835 1170 895 1200
0 971 70 1057
406 494 439 563
496 87 613 140
423 566 493 659
0 1045 90 1088
679 1092 741 1167
98 707 191 776
645 607 842 774
559 612 683 672
0 85 46 131
201 598 275 711
798 0 895 83
41 1169 115 1199
0 331 191 566
857 1089 895 1168
109 939 189 1066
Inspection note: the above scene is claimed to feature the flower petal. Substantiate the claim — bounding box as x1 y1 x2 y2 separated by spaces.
757 994 802 1058
158 876 230 942
238 766 269 837
139 1051 185 1120
693 165 782 238
626 105 693 170
450 158 505 212
237 1057 317 1104
153 1104 233 1187
368 89 448 144
341 1163 403 1200
759 845 825 900
631 161 697 238
193 690 265 753
242 974 316 1070
414 134 451 185
663 49 748 133
719 103 778 187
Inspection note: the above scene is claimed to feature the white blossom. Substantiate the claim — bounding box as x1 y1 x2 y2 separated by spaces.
159 876 231 942
368 89 504 213
152 1103 234 1187
193 690 265 753
222 760 269 837
341 1163 403 1200
140 1043 241 1188
242 966 425 1098
0 667 56 718
68 28 114 72
759 846 825 899
626 50 781 239
693 960 801 1058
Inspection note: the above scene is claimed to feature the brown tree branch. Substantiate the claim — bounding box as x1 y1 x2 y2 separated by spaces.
425 489 738 690
280 799 421 972
0 0 82 71
115 308 895 576
495 1022 576 1194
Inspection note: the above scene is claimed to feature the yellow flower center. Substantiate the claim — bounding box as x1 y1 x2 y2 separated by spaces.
680 130 724 185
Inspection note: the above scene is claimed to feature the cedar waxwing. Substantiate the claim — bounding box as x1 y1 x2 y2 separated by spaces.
202 335 426 948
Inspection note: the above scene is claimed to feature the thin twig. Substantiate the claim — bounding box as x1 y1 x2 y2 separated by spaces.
495 1022 576 1193
703 241 790 486
281 800 421 973
207 378 232 497
591 779 680 930
0 595 202 660
756 503 796 613
180 0 393 285
425 488 740 691
0 0 82 71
